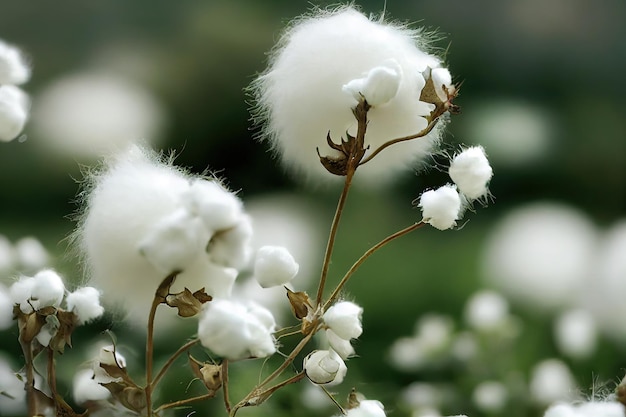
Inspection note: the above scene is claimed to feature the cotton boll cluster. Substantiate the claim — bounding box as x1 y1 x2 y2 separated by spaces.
33 72 166 157
78 145 252 326
0 38 30 142
321 301 363 360
251 6 452 184
197 298 276 360
543 401 625 417
482 203 596 312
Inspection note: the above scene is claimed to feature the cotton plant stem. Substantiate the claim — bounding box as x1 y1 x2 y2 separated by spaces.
47 349 58 412
144 295 161 417
324 221 425 310
223 359 231 414
230 373 306 417
151 338 199 389
20 338 37 416
154 393 216 413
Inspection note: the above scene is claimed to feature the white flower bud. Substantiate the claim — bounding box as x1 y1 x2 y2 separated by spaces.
323 301 363 340
343 61 402 107
448 146 493 200
66 287 104 325
326 329 355 360
0 85 29 142
304 349 347 385
197 299 276 360
0 40 30 85
253 245 299 288
419 185 462 230
73 368 111 404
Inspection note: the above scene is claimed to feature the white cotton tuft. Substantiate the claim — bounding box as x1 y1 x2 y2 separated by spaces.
77 145 244 326
73 368 111 404
0 40 30 85
343 60 402 107
304 349 347 386
448 146 493 200
0 85 29 142
544 402 625 417
181 179 243 232
323 301 363 340
251 6 446 184
9 276 35 313
337 399 386 417
430 68 452 103
197 299 276 360
0 285 13 330
66 287 104 325
464 290 509 331
554 309 597 359
529 359 576 406
472 381 508 412
30 269 65 310
33 72 165 157
253 245 299 288
326 328 355 360
419 185 462 230
0 357 26 415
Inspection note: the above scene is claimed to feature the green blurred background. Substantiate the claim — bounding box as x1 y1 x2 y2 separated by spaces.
1 1 625 416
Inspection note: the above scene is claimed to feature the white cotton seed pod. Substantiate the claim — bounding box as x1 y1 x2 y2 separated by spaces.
197 299 276 360
323 301 363 340
253 245 299 288
0 85 29 142
73 368 111 404
419 185 462 230
343 60 402 107
77 145 240 326
326 329 355 360
30 269 65 310
251 6 445 184
448 146 493 200
66 287 104 325
0 40 30 85
304 349 347 386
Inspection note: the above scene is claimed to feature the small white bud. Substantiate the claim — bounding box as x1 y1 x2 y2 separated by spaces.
304 349 347 385
343 61 402 107
449 146 493 200
0 85 29 142
66 287 104 325
419 185 462 230
254 245 299 288
323 301 363 340
0 40 30 85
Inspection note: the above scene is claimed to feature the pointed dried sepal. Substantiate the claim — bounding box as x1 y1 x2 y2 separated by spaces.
119 387 147 413
285 287 312 320
166 287 211 318
188 355 222 392
48 310 77 353
347 388 361 410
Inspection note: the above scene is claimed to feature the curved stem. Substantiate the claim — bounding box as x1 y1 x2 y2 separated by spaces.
152 339 199 389
223 359 231 414
324 222 425 310
145 295 161 417
19 335 37 416
155 393 216 413
359 118 441 166
47 349 58 411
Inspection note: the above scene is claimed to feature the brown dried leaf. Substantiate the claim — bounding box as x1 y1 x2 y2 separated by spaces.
285 288 312 320
49 310 77 354
193 288 212 304
166 288 203 318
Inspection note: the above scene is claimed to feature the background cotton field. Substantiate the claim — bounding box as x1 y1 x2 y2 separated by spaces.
0 1 625 417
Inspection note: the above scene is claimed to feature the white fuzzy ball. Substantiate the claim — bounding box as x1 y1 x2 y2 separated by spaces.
0 85 29 142
323 301 363 340
66 287 104 325
0 285 13 330
73 368 111 404
449 146 493 199
252 6 446 184
304 349 347 386
253 245 299 288
0 39 30 85
419 185 462 230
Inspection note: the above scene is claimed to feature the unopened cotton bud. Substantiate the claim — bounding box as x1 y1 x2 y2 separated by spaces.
449 146 493 200
0 40 30 85
430 67 452 103
0 85 29 142
66 287 104 325
254 245 299 288
343 61 401 107
304 349 347 385
323 301 363 340
138 209 209 274
197 299 276 360
30 269 65 310
73 368 111 404
326 329 355 360
419 185 462 230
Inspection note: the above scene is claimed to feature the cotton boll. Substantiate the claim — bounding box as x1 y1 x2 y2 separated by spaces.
401 383 443 410
33 72 165 157
529 359 576 406
66 287 104 325
0 285 13 330
472 381 508 412
0 235 15 274
73 368 111 404
576 402 625 417
14 237 49 272
430 68 452 103
0 356 26 415
323 301 363 340
304 349 347 386
181 179 243 232
254 246 299 288
554 309 597 359
0 85 29 142
252 6 445 184
343 60 402 107
342 400 386 417
388 337 425 371
326 329 356 360
543 403 577 417
419 185 462 230
208 214 253 270
30 269 65 309
483 203 596 312
464 290 509 331
0 40 30 85
9 276 35 313
448 146 493 200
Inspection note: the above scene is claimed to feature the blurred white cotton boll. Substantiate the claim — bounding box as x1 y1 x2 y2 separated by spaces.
483 203 596 312
0 40 30 85
554 309 597 359
0 284 13 330
464 290 509 331
251 6 445 184
472 381 508 412
33 72 165 157
14 236 49 272
73 368 111 404
529 359 576 406
544 402 625 417
586 221 626 341
0 235 15 274
0 356 26 415
66 287 104 325
340 400 386 417
0 85 29 142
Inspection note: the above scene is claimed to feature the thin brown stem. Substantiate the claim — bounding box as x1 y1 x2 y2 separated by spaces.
222 359 231 414
47 348 58 412
231 372 306 417
321 385 347 415
19 336 37 416
324 222 425 310
152 339 199 389
359 118 441 166
258 331 314 389
154 393 216 413
145 295 161 417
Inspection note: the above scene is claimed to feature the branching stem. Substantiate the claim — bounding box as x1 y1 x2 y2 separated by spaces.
152 339 199 389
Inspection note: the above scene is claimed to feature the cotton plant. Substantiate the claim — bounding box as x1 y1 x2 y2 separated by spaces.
2 5 500 417
0 38 30 142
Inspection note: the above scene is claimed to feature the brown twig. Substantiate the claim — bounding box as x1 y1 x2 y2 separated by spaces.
154 392 216 413
152 339 199 389
223 359 231 414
